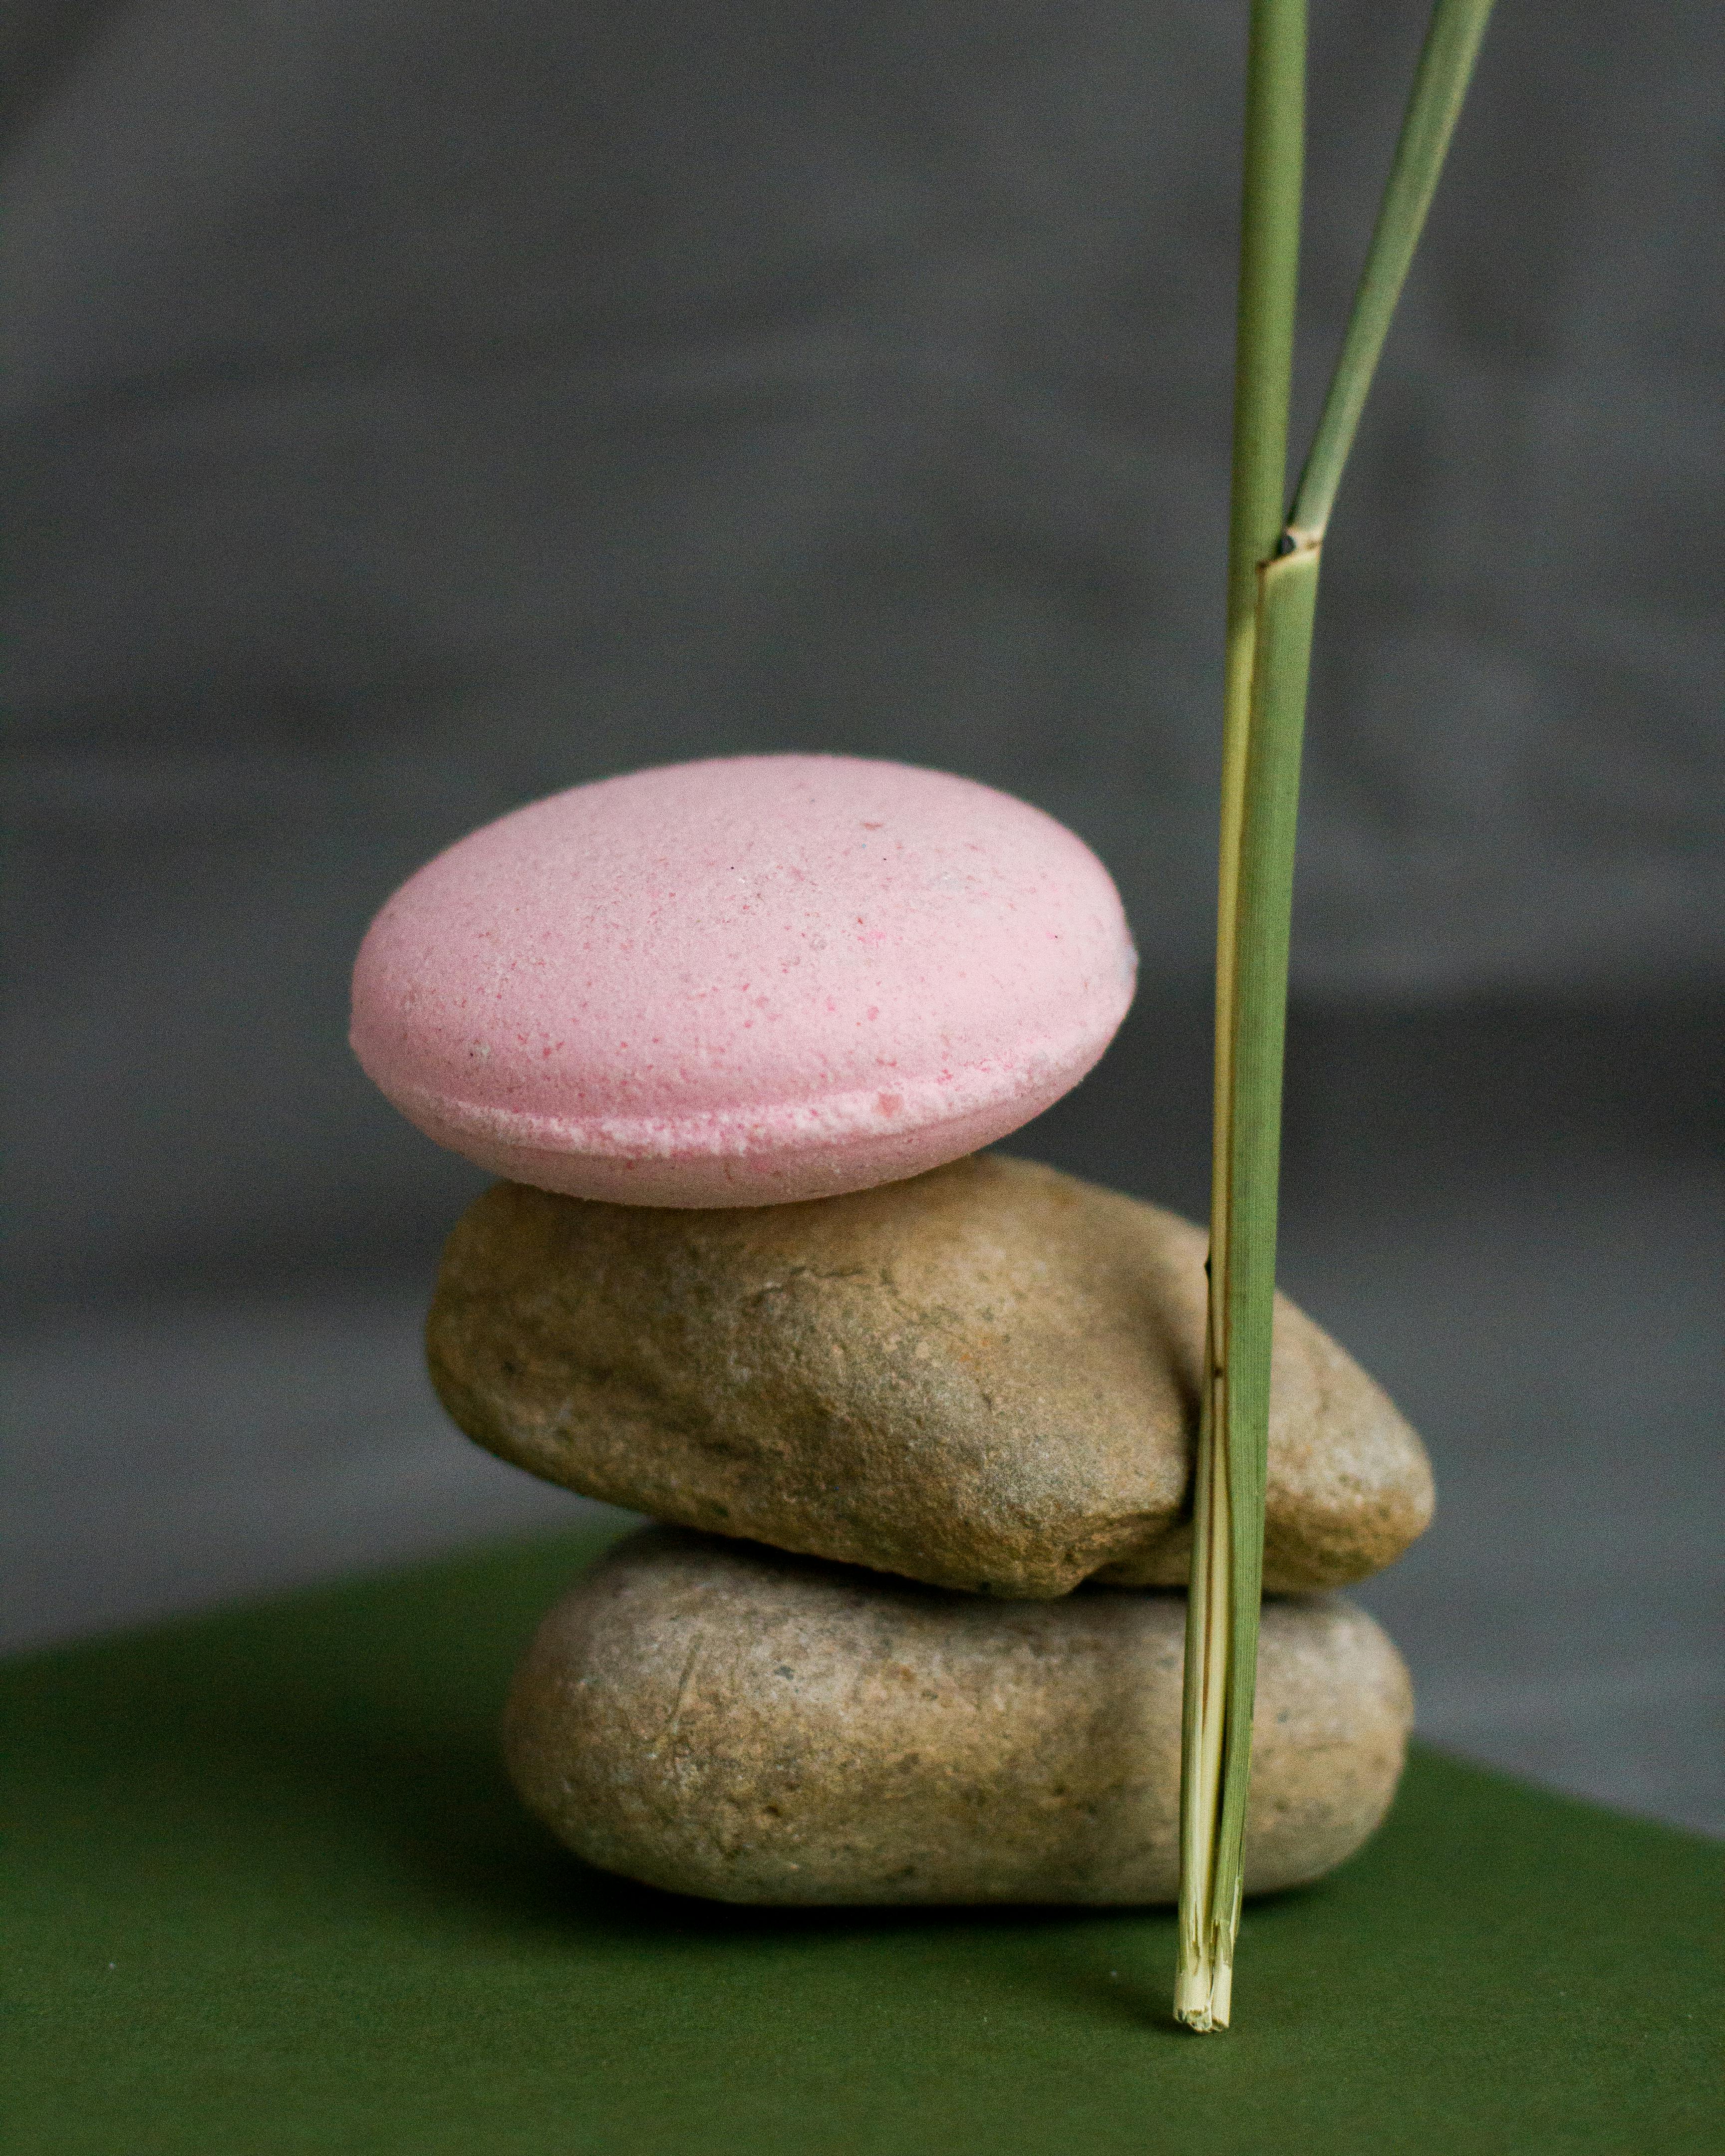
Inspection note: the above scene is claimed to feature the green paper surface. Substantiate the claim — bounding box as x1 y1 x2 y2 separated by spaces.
5 1527 1718 2155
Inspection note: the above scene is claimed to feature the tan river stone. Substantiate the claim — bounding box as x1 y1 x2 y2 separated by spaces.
503 1527 1414 1905
430 1152 1432 1597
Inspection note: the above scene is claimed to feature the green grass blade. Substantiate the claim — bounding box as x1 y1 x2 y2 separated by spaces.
1224 0 1308 668
1215 0 1307 1046
1177 0 1306 2034
1177 543 1321 2033
1177 0 1494 2034
1215 539 1321 1884
1289 0 1496 541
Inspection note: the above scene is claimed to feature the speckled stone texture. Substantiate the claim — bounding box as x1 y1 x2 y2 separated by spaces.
429 1152 1432 1597
503 1527 1414 1905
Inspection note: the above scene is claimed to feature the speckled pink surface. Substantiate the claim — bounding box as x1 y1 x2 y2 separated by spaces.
350 755 1135 1206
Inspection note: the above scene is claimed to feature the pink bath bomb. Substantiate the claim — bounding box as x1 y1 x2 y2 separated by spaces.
350 755 1135 1206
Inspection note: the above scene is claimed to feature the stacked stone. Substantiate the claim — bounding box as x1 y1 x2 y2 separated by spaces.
351 756 1430 1908
430 1154 1428 1904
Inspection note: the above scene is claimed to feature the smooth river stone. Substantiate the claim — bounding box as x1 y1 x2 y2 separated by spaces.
504 1528 1414 1906
430 1152 1433 1597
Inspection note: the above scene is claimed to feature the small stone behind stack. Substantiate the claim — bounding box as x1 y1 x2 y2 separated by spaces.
429 1152 1430 1905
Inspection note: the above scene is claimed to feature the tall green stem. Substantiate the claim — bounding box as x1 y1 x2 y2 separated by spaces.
1290 0 1496 541
1175 0 1306 2036
1174 0 1495 2034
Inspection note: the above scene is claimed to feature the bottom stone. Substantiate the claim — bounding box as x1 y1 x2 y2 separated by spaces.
504 1528 1413 1905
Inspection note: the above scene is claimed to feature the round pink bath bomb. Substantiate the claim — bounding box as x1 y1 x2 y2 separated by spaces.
350 755 1135 1206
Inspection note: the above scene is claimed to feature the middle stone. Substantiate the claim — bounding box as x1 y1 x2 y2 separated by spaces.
429 1152 1432 1597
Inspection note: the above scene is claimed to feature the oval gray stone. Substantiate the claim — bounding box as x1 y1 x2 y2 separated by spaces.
430 1152 1433 1597
503 1527 1414 1905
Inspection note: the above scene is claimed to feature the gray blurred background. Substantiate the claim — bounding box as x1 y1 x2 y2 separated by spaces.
3 1 1720 1830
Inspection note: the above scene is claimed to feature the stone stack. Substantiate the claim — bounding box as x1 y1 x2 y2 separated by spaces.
352 756 1430 1908
428 1151 1431 1905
